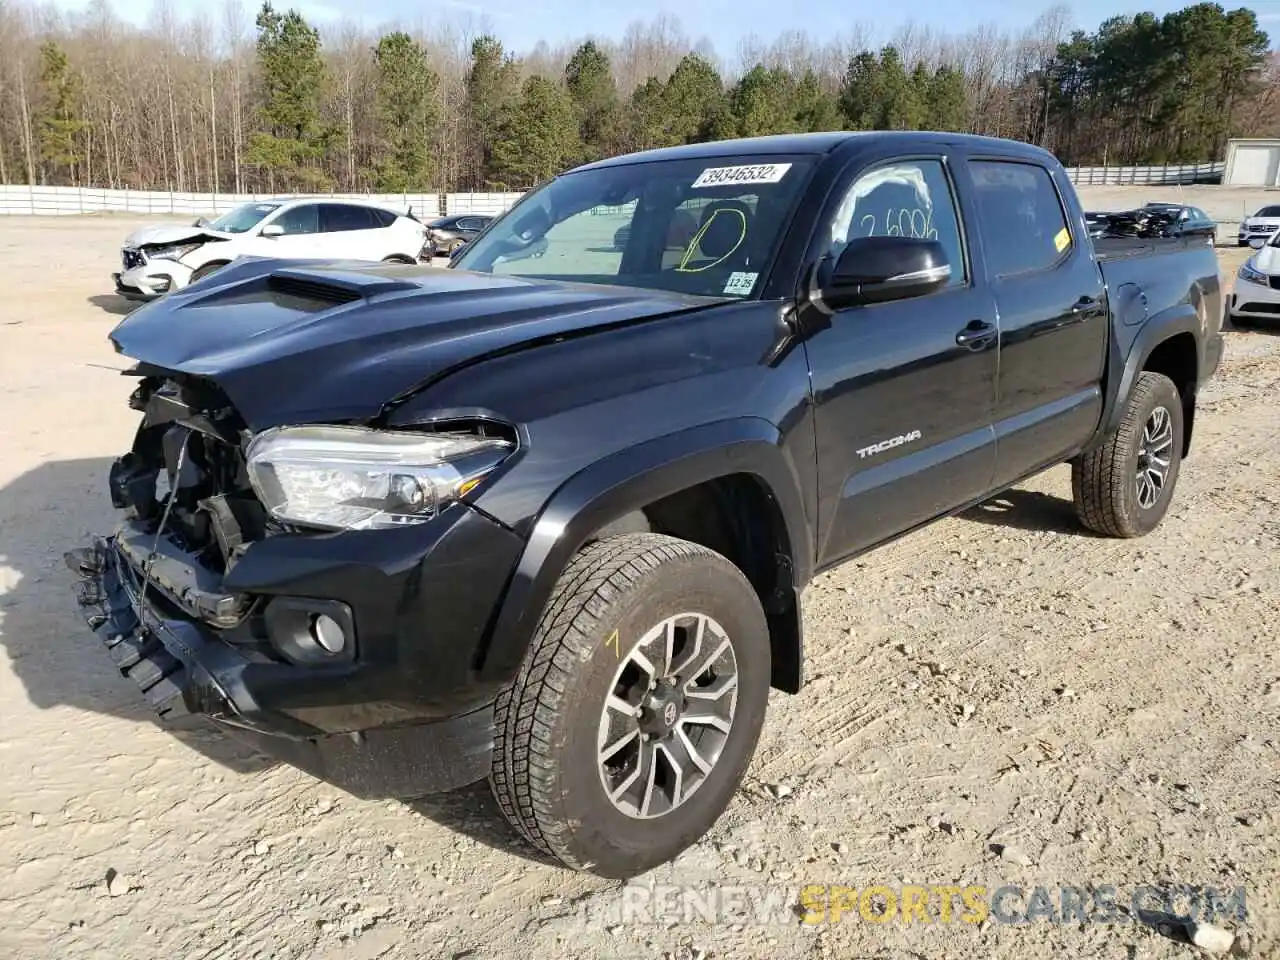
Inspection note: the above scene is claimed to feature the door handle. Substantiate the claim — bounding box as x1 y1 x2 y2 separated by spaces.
955 320 997 349
1071 295 1101 314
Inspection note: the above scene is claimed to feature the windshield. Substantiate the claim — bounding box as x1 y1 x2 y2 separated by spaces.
1256 206 1280 218
452 155 817 299
209 202 281 234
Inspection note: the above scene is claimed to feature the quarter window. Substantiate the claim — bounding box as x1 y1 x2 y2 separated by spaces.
968 160 1072 276
828 158 967 286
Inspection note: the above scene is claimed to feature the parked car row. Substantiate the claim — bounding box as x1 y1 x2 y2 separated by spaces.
113 198 499 301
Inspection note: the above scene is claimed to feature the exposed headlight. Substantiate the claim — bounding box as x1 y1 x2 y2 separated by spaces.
245 424 514 531
1238 261 1269 286
146 242 202 261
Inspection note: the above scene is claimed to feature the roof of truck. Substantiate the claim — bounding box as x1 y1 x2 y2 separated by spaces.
574 130 1057 172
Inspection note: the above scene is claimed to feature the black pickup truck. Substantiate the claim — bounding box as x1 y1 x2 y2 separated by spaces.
67 132 1223 879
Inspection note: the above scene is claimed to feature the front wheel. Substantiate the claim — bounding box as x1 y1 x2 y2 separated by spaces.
1072 371 1184 537
489 533 771 877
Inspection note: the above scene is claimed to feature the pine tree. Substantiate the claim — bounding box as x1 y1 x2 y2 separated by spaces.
245 2 332 188
565 41 620 163
489 76 580 187
36 41 86 183
371 32 440 191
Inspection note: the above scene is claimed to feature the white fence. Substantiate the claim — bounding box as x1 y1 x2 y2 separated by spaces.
1063 162 1224 186
0 164 1234 217
0 185 529 218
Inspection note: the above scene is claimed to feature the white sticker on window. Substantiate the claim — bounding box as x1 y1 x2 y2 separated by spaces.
692 163 792 189
723 271 758 295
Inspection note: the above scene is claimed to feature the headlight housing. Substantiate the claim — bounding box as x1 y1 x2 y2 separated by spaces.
1238 261 1269 286
145 242 202 262
245 424 514 531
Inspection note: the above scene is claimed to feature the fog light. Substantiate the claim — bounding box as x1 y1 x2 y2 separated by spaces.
312 614 346 653
263 597 356 665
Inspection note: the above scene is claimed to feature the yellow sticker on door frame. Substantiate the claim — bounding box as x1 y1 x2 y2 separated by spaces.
1054 227 1070 253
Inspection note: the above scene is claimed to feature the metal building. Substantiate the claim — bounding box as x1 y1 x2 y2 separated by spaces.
1223 139 1280 186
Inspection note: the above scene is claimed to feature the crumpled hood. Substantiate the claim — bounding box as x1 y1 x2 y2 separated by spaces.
108 257 717 430
124 223 232 247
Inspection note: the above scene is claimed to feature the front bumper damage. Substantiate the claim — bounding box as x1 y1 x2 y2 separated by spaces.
113 259 193 300
64 525 501 799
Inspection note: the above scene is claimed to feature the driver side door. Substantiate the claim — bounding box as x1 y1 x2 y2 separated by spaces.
805 154 1000 567
243 202 324 259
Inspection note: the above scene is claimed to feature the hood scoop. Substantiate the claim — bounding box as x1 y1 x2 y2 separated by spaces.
266 267 420 305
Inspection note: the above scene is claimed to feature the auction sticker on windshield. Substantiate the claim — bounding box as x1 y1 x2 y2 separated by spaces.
692 163 792 188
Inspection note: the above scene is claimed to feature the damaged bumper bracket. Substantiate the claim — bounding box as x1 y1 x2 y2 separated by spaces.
64 537 234 722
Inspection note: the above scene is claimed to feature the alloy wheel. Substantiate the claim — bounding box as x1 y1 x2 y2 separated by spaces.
596 613 739 819
1135 405 1174 509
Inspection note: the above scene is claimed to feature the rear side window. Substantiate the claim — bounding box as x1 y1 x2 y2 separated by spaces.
371 208 398 227
320 204 381 232
968 160 1072 277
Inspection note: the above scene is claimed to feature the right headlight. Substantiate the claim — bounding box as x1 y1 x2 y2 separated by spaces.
245 424 514 531
1238 261 1269 286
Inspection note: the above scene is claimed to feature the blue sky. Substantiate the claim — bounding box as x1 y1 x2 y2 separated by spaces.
47 0 1280 55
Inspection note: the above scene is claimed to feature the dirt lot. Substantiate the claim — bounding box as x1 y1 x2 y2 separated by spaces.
0 216 1277 960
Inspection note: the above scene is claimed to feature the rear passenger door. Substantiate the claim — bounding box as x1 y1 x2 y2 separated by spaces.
807 153 1000 566
963 157 1108 489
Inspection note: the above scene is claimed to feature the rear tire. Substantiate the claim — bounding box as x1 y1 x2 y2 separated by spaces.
1072 371 1184 538
489 533 771 878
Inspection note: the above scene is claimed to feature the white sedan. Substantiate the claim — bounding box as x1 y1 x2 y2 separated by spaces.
113 197 429 300
1230 228 1280 327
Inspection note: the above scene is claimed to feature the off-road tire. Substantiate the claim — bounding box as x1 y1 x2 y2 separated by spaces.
489 532 771 878
1072 370 1184 538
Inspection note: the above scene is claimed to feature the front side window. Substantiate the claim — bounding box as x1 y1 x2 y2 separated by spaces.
210 202 279 234
827 158 967 286
968 160 1072 277
271 204 319 235
453 155 818 299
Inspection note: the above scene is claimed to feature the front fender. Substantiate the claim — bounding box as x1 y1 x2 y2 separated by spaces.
475 417 813 685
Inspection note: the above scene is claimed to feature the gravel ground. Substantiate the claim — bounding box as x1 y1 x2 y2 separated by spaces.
0 216 1277 960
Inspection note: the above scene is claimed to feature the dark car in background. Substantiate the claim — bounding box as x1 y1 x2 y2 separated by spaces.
1086 203 1217 244
1137 202 1218 243
423 214 495 257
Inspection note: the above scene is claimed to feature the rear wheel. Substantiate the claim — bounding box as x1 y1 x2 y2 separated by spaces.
1072 371 1184 538
489 532 771 878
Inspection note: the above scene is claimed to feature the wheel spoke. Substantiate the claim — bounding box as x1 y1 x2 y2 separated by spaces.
682 711 732 735
599 727 639 764
685 671 737 702
638 739 661 817
654 742 685 809
669 615 706 678
674 724 713 775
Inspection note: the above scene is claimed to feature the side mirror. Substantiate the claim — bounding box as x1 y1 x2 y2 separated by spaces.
448 241 467 259
193 216 211 228
1249 237 1266 250
823 236 951 307
261 223 284 238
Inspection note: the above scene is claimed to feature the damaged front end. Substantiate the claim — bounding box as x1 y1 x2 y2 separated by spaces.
64 368 518 798
65 373 277 724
